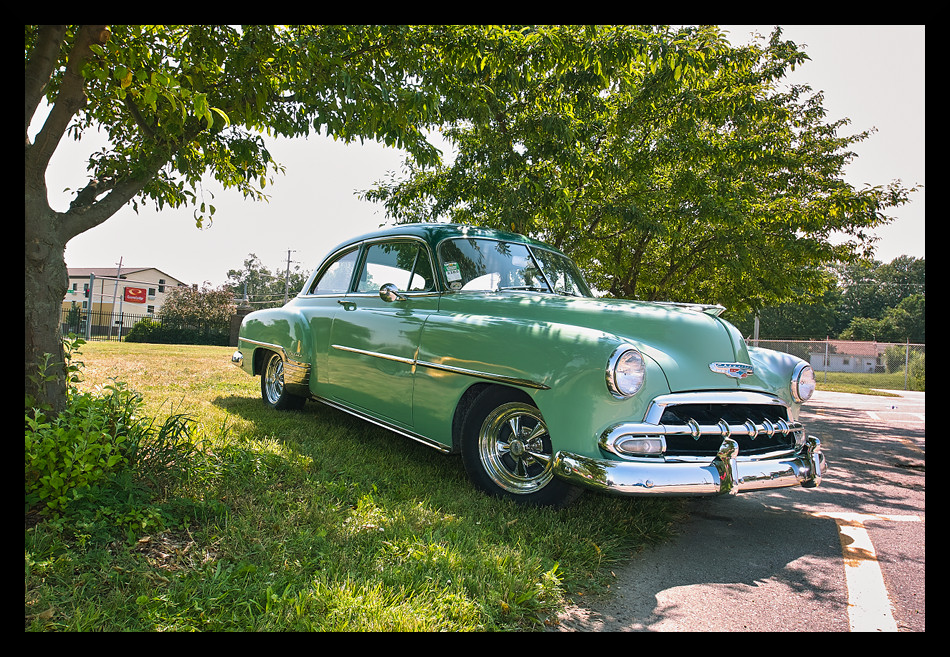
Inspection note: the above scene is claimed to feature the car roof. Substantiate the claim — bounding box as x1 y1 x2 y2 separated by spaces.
326 222 559 256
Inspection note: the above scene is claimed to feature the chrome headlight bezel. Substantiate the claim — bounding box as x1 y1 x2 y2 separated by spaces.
606 345 647 399
791 362 816 403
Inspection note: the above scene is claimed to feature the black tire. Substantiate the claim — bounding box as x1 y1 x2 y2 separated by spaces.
260 351 306 410
461 387 582 508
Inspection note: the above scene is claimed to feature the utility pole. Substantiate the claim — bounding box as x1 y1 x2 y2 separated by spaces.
108 257 123 339
283 249 296 304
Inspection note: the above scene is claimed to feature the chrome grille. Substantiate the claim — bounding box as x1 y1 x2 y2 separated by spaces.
657 402 800 456
601 392 806 460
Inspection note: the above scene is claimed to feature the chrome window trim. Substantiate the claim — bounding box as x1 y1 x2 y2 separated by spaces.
301 235 438 298
434 235 593 297
301 245 361 297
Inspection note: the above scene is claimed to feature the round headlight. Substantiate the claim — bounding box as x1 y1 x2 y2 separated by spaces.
792 363 816 403
607 346 646 398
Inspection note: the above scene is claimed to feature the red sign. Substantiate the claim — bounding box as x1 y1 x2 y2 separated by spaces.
124 287 147 303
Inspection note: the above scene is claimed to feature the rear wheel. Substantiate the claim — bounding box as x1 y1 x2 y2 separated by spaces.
260 351 306 410
461 388 582 508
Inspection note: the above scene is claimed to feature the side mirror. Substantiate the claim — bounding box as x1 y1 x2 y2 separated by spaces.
379 283 406 303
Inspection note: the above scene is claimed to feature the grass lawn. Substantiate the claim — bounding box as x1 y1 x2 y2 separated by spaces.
815 370 922 396
26 342 687 631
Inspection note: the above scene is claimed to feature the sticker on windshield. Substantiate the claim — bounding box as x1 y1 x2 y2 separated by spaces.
444 262 462 282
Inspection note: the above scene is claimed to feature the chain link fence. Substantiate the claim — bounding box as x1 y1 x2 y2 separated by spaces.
747 338 925 391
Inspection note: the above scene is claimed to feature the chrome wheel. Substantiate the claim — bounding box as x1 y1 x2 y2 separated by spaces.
477 402 555 494
260 351 305 410
263 353 285 405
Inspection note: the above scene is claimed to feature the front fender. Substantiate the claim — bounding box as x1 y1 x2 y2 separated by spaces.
411 305 671 458
745 346 809 416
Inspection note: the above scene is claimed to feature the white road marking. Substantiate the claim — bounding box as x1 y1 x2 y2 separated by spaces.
811 511 922 632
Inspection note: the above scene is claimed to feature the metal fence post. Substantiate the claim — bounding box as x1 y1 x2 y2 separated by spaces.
85 273 95 341
904 339 910 391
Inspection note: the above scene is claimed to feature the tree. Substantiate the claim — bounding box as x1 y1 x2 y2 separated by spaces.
366 27 919 316
27 25 719 412
159 283 235 331
833 255 924 338
226 253 308 309
26 25 459 411
727 285 843 340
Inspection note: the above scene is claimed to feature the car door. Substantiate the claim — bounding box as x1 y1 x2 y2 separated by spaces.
326 238 440 427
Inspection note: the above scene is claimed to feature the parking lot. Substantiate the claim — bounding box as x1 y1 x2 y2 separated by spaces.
555 389 925 632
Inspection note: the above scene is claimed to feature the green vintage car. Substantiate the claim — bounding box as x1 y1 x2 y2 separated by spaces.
232 223 824 507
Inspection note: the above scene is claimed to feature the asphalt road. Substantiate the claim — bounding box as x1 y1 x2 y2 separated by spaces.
553 389 925 632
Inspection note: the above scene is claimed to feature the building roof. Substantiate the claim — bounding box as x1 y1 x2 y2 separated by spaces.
811 340 886 358
67 267 186 284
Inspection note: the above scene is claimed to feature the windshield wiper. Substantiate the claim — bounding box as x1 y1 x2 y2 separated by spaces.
497 286 550 293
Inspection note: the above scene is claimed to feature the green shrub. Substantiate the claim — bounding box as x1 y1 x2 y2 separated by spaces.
124 317 162 343
883 345 906 374
125 317 228 346
25 337 148 518
909 352 925 391
25 380 148 518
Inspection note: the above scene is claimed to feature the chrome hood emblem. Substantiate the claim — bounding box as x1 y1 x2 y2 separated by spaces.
709 362 754 379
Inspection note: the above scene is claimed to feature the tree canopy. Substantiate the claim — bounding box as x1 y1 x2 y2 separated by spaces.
365 27 918 315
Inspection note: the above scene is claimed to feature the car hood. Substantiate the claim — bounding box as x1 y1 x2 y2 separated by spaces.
445 292 751 392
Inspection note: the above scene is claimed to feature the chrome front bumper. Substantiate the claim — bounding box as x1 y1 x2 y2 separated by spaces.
552 436 825 496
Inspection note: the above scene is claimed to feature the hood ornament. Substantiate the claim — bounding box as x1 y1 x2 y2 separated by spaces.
709 362 754 379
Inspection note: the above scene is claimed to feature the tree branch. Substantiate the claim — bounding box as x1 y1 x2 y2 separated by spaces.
28 25 109 176
58 149 175 242
24 25 67 143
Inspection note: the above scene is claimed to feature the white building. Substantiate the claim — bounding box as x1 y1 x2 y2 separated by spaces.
808 340 884 373
63 267 188 324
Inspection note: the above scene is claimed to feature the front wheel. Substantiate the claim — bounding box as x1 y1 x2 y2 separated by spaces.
461 388 582 508
260 351 306 410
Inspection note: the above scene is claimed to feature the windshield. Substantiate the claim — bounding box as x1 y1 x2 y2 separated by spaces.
438 238 592 297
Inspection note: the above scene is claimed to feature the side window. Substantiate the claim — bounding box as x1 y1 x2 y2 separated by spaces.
356 241 434 293
309 248 359 295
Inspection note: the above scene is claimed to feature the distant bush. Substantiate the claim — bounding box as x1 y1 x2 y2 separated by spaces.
125 317 228 346
909 352 925 391
882 345 925 392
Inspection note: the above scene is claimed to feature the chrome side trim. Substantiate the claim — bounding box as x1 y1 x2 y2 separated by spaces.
238 337 291 360
330 344 551 390
312 395 453 454
416 359 551 390
331 344 415 366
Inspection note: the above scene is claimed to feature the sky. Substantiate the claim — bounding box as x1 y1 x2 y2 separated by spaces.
44 25 925 288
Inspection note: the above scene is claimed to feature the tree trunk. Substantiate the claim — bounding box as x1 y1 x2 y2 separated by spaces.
24 199 69 414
